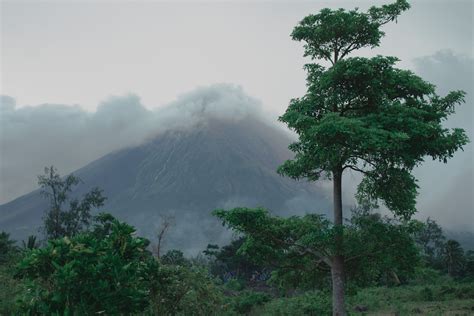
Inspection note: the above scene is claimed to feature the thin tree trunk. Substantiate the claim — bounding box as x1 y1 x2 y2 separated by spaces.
332 169 346 316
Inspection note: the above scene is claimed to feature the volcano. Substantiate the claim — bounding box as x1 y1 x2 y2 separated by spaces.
0 115 329 253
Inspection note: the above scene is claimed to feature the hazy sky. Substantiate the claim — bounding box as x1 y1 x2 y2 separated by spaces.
1 0 473 230
1 0 472 112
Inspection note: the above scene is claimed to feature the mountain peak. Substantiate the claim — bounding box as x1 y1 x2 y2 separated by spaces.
0 114 328 254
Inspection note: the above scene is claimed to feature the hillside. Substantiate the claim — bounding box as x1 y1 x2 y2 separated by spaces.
0 117 329 253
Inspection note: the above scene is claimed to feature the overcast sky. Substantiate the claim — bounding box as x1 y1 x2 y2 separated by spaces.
1 0 472 112
1 0 473 230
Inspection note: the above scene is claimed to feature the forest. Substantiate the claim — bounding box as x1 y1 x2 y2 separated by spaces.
1 1 473 315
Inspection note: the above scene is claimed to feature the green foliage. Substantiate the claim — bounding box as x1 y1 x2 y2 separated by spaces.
214 207 333 290
408 219 474 280
225 278 246 292
279 54 469 218
205 238 265 281
229 291 271 315
280 1 468 219
419 287 434 301
257 291 331 316
411 218 446 267
38 166 106 239
161 249 190 266
347 282 474 314
22 235 40 251
147 264 224 315
291 0 410 64
0 251 23 315
15 214 154 314
409 267 450 286
214 207 420 290
442 239 466 277
463 250 474 280
281 2 468 311
344 209 420 287
0 231 18 263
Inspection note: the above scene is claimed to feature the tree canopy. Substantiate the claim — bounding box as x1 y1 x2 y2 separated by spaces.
291 0 411 65
214 207 419 290
279 14 468 220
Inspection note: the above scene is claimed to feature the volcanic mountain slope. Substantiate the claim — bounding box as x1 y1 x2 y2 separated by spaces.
0 117 329 253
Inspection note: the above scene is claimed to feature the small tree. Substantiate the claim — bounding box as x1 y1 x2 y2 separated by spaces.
0 232 17 264
214 207 419 291
441 240 465 277
279 1 469 314
161 249 190 266
153 214 175 258
411 218 446 268
38 166 106 239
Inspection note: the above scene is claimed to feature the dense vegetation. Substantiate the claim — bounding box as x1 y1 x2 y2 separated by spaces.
1 208 474 315
0 169 473 314
0 1 471 315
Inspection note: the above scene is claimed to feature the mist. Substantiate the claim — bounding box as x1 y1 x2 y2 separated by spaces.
0 84 265 204
413 50 473 232
0 51 472 233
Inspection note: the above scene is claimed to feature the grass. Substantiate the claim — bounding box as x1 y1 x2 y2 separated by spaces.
0 259 23 315
247 281 474 315
347 283 474 315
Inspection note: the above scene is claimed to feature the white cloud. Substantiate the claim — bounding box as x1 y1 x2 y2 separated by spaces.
0 84 265 204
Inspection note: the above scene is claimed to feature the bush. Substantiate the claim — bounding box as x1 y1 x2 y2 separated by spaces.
0 255 23 315
230 291 271 314
147 264 224 315
410 267 448 285
226 278 246 291
15 214 155 314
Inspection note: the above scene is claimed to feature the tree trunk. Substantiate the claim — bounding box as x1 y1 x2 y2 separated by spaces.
331 256 345 316
332 169 346 316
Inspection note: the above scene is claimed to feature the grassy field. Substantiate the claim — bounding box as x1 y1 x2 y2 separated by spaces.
348 284 474 315
247 282 474 316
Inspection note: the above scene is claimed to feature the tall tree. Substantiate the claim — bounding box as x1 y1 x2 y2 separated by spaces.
38 166 106 239
278 1 469 314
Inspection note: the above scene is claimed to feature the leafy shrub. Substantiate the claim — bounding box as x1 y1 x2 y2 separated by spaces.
15 214 154 314
230 291 271 314
225 278 246 291
410 267 447 285
147 264 224 315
